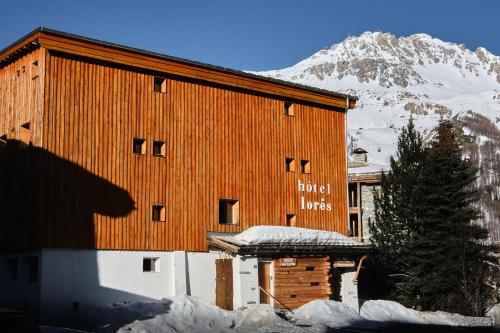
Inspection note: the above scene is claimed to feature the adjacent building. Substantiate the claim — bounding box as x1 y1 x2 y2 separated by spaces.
0 28 366 324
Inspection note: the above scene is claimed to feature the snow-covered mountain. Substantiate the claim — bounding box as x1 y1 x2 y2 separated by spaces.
254 32 500 242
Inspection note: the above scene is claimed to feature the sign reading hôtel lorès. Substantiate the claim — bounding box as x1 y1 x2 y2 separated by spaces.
298 179 333 211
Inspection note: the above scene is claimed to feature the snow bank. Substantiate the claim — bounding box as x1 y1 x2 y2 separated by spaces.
361 300 493 327
233 226 361 246
116 296 233 333
292 300 365 327
231 304 302 332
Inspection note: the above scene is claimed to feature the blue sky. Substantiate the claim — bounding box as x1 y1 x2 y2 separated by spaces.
1 0 499 71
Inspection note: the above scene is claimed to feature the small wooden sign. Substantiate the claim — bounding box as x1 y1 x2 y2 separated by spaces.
280 258 297 267
333 260 355 268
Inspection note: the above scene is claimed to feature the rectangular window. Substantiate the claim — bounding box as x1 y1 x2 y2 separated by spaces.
154 77 167 93
219 199 239 225
32 60 39 79
300 160 311 174
285 157 295 172
133 138 146 155
284 102 294 116
8 258 18 282
19 122 31 147
27 256 38 283
143 258 159 272
348 183 358 208
152 140 166 157
305 266 315 271
349 214 359 237
286 213 296 227
152 205 166 222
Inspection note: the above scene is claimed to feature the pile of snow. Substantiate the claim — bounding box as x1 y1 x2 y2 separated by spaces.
76 296 493 332
233 226 362 246
231 304 303 332
115 296 233 333
361 300 493 327
292 300 364 327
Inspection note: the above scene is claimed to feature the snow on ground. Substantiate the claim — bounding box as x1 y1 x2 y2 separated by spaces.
361 300 493 327
291 300 364 328
75 296 492 333
233 226 362 246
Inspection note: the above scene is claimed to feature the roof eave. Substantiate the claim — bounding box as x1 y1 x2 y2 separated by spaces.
1 27 358 109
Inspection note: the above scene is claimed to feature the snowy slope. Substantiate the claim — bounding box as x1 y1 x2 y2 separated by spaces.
253 32 500 241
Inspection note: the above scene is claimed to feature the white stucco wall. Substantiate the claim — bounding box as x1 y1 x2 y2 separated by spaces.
340 268 359 312
232 255 259 310
186 251 220 303
39 249 175 323
36 249 222 324
0 252 41 319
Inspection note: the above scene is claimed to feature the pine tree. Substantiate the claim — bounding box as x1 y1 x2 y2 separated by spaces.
370 117 425 306
371 118 497 315
411 120 495 315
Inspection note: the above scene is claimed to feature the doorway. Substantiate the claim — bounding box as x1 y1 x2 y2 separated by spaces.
258 261 272 304
215 259 233 310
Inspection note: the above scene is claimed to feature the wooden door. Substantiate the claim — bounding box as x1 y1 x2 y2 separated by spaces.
258 262 272 304
215 259 233 310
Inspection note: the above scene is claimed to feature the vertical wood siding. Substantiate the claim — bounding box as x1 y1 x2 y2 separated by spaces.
38 52 348 251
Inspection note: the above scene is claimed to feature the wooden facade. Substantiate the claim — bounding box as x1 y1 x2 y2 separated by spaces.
273 257 331 309
0 29 356 252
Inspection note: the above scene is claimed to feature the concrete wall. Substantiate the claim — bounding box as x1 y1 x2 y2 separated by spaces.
232 255 259 310
0 252 41 319
36 249 221 324
340 268 359 312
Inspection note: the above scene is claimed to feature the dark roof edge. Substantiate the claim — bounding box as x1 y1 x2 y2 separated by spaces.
1 27 358 104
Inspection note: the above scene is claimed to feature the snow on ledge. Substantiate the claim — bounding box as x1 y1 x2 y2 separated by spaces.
232 226 361 246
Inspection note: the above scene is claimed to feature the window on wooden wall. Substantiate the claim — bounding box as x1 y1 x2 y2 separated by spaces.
152 204 166 222
7 258 18 282
349 214 359 237
31 60 39 79
284 102 295 116
26 256 38 283
286 213 296 227
19 122 31 147
152 140 166 157
348 183 358 208
133 138 146 155
154 77 167 93
219 199 239 225
143 258 159 272
285 157 295 172
300 160 311 174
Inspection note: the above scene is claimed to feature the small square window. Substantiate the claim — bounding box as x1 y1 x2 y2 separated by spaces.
154 77 167 93
285 157 295 172
286 214 296 227
219 199 239 225
19 122 31 147
301 160 311 174
27 256 38 283
133 138 146 155
7 258 18 282
152 140 166 157
143 258 159 272
152 205 166 222
284 102 294 116
32 60 39 79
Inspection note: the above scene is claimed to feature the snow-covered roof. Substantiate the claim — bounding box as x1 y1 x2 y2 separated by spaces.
348 162 389 175
209 226 369 255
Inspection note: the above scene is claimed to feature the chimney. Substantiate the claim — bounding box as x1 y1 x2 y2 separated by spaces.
352 147 368 163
